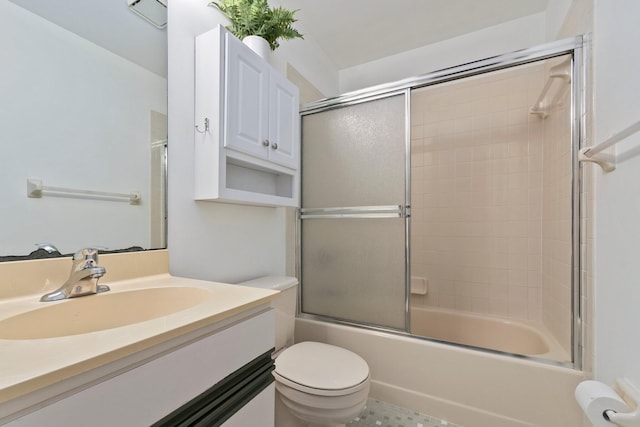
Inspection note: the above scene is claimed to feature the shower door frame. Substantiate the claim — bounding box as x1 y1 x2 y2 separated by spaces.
298 34 588 369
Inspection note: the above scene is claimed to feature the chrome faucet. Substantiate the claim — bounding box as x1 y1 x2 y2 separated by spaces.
40 248 109 302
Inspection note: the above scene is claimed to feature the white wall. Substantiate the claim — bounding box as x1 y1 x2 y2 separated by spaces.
271 32 339 98
338 13 546 93
545 0 574 41
0 0 166 256
166 0 337 283
592 0 640 385
266 0 339 97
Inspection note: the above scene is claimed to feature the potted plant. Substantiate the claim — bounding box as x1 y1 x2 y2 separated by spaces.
209 0 303 60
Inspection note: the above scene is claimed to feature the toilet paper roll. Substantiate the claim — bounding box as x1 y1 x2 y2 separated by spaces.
575 380 631 427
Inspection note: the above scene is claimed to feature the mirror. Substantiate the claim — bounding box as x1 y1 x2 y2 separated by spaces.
0 0 167 260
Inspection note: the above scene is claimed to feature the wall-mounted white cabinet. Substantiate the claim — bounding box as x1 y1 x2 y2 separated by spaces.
195 25 300 207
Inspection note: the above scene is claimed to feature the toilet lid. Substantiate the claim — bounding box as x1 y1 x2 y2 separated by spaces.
274 341 369 391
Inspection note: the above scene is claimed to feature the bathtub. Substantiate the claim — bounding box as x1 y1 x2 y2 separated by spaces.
410 306 570 362
295 317 585 427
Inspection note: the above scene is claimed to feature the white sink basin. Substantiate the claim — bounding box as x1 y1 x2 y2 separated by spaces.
0 287 212 340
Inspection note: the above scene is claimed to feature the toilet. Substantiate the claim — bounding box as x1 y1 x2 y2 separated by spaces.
239 276 370 427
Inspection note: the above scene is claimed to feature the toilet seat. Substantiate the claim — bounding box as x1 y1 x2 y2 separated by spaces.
274 341 370 397
273 371 369 397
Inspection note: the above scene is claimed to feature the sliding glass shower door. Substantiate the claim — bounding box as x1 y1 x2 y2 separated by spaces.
300 92 409 331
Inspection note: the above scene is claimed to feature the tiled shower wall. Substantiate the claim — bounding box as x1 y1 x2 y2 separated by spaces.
410 61 572 341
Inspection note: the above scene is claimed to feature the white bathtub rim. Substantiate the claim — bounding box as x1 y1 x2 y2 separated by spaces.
297 313 574 369
295 317 585 427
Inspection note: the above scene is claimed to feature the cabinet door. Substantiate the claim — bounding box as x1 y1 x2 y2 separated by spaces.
268 71 299 169
225 33 269 159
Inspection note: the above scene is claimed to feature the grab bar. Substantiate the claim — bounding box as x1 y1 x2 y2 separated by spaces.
578 119 640 172
27 178 141 205
530 57 571 119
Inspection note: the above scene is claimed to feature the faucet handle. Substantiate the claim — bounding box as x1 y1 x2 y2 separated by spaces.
40 248 108 302
73 247 99 260
72 248 100 270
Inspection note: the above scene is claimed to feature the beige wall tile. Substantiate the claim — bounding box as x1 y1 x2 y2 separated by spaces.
409 59 575 360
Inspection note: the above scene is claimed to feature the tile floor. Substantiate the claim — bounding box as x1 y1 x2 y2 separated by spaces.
348 399 463 427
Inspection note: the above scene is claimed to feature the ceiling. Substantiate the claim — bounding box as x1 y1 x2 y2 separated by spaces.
8 0 549 76
274 0 549 69
8 0 167 77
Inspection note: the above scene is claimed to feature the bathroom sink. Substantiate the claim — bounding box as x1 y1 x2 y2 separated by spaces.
0 287 212 340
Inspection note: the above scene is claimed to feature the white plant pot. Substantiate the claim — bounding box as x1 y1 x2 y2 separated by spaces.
243 35 271 62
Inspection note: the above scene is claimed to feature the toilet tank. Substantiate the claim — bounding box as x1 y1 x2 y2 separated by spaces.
238 276 298 352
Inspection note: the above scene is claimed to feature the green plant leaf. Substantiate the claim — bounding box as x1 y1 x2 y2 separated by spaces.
208 0 303 51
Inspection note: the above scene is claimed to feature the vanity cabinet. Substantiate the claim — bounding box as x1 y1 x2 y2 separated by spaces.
195 25 300 207
6 309 275 427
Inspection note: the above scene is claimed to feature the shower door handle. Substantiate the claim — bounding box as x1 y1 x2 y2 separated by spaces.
300 205 409 219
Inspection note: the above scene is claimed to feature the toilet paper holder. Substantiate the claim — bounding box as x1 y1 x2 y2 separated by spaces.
604 378 640 426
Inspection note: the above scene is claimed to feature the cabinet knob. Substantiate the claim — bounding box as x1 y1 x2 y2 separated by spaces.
271 142 278 150
262 139 270 147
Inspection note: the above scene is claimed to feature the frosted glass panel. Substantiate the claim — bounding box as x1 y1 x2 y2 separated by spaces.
301 93 408 330
301 218 406 329
301 95 406 208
